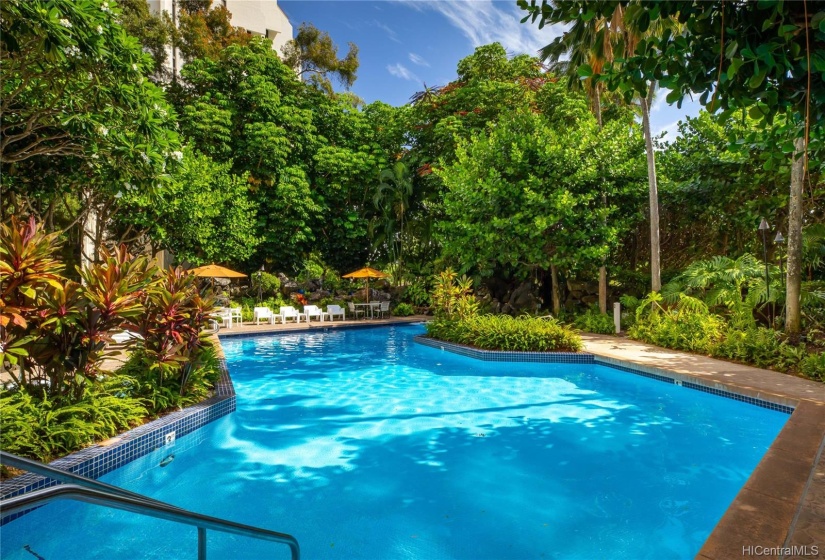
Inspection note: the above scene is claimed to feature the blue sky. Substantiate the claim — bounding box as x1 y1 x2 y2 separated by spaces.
279 0 701 140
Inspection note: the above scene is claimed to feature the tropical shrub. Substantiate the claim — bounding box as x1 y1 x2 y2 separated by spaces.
256 272 281 298
629 293 725 353
393 302 415 317
402 280 430 307
0 378 147 463
573 308 615 334
1 218 156 400
118 344 221 414
132 267 216 400
430 268 479 320
427 315 582 352
801 352 825 382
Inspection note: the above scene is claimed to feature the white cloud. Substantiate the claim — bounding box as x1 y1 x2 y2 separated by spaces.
653 120 680 142
401 0 564 56
409 52 430 67
651 89 671 113
373 19 401 43
387 62 419 82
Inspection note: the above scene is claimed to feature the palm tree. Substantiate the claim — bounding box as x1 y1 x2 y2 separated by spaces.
371 162 413 270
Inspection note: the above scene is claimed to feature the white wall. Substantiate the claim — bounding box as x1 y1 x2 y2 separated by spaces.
226 0 293 55
147 0 293 61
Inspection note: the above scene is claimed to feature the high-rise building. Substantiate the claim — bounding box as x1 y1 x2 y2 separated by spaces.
147 0 293 76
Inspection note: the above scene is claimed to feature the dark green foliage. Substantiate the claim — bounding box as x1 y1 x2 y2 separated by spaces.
573 308 615 335
392 303 415 317
118 344 221 415
257 272 281 298
629 291 823 378
427 315 582 352
0 378 147 463
801 353 825 382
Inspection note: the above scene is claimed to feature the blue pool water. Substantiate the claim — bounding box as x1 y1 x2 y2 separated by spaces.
2 324 789 559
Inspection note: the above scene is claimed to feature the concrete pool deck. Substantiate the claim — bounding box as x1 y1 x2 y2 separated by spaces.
217 322 824 559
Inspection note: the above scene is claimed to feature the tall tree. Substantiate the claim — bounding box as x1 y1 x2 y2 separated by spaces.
282 23 359 94
522 0 825 338
536 8 617 312
1 0 179 266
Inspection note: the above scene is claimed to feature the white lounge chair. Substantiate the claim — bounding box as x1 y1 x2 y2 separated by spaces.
377 301 390 318
302 305 327 322
253 306 277 325
280 306 301 323
326 305 345 321
347 302 365 320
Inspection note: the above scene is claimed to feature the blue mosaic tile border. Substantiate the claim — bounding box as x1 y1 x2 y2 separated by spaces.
413 335 594 363
1 358 236 523
594 357 795 415
218 319 425 340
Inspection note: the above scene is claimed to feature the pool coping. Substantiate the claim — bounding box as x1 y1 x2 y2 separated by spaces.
0 343 236 521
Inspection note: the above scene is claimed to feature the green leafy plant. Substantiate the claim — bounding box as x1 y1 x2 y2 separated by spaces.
393 302 415 317
427 314 582 352
573 308 615 334
0 378 147 463
800 352 825 382
430 269 479 320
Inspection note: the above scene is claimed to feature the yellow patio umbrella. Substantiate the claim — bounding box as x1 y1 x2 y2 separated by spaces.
189 264 247 279
342 267 389 303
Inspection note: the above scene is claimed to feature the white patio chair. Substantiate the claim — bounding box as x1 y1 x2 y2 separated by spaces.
230 306 243 325
214 307 233 328
280 306 301 323
347 301 364 320
253 306 277 325
326 305 345 321
377 301 390 318
302 305 327 322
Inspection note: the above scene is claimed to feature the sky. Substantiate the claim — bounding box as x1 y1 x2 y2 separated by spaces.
279 0 702 140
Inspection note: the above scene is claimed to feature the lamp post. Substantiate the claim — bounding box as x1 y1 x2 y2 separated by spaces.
257 265 264 303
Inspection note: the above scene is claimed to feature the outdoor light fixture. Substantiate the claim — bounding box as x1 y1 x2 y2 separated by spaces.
257 265 264 303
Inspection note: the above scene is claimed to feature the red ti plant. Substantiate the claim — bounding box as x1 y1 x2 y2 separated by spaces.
0 217 64 386
0 217 157 400
133 267 216 396
34 246 156 400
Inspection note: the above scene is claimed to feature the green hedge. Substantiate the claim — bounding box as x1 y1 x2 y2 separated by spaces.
427 314 582 352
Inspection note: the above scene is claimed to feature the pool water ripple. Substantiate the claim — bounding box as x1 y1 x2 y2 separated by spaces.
1 324 787 560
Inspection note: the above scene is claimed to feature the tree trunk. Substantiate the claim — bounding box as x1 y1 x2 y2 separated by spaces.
640 89 661 292
595 85 608 312
550 263 561 316
785 136 805 339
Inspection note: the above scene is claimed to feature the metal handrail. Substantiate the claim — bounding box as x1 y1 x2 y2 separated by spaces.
1 453 299 560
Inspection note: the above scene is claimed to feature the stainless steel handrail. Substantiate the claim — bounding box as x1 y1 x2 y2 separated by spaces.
1 453 299 560
1 451 181 508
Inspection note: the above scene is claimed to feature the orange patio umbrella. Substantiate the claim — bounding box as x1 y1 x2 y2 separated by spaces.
189 264 247 279
343 267 389 303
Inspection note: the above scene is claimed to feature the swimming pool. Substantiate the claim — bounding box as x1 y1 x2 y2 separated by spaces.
2 324 789 559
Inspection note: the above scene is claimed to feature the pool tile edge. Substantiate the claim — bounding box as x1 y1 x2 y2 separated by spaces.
0 354 236 523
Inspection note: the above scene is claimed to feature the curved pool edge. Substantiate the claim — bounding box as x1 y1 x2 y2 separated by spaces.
3 321 823 560
0 342 235 521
